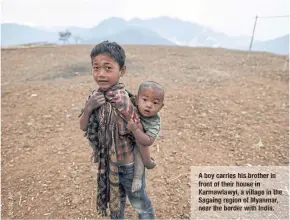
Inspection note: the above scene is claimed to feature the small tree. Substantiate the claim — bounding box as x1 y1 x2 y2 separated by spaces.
73 35 82 44
59 30 72 44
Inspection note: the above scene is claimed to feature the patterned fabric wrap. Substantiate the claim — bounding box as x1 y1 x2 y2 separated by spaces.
85 83 139 217
105 84 139 160
86 102 121 217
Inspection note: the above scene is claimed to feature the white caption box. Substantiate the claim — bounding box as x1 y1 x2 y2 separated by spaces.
190 166 289 220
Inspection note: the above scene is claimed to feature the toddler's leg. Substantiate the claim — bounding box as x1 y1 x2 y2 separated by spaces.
119 164 155 220
137 142 156 169
132 147 144 193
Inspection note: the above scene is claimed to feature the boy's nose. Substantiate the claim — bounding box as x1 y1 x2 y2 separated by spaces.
98 69 105 76
96 67 107 76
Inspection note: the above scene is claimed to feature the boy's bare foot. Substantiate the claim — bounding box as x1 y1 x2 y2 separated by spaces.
132 178 142 192
144 158 156 169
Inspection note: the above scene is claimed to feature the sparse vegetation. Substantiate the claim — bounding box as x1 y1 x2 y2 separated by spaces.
59 30 72 44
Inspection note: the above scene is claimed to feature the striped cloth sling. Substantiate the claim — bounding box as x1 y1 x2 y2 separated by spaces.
85 83 138 218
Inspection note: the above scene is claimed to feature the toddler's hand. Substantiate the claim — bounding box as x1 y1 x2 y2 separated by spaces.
127 118 139 132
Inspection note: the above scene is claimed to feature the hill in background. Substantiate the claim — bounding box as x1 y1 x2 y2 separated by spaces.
1 16 289 55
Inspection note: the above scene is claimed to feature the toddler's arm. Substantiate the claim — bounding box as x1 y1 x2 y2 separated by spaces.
127 120 154 146
127 120 156 169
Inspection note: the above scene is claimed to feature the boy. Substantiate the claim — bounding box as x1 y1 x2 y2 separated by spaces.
127 81 164 193
79 41 155 219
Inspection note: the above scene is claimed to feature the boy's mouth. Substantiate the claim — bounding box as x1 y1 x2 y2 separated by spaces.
98 80 108 83
144 110 151 113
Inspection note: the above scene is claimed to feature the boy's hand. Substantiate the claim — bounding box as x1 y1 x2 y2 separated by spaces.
127 117 140 132
85 92 105 113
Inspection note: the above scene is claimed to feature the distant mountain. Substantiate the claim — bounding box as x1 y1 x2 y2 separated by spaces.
1 17 288 55
84 17 129 40
84 26 175 45
252 34 289 55
1 23 58 46
129 16 205 44
128 16 251 49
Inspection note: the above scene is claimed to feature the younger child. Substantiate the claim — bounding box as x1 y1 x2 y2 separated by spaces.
127 81 164 193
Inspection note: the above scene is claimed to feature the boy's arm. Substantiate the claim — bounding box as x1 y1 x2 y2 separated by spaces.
79 107 93 131
79 92 106 131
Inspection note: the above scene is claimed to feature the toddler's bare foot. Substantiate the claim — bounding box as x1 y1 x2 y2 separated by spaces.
144 158 156 169
132 178 142 192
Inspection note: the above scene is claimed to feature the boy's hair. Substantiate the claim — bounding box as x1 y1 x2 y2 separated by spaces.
90 40 126 69
138 81 165 101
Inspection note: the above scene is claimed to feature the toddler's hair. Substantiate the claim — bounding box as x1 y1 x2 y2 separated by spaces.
138 81 165 100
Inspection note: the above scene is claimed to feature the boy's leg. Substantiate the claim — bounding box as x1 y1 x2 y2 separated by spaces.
119 163 155 220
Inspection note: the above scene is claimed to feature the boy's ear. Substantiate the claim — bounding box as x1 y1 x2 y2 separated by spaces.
120 65 126 77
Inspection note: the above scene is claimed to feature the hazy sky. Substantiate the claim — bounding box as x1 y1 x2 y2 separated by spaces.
1 0 289 40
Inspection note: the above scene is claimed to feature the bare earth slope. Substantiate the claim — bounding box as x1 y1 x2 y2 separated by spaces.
1 45 289 219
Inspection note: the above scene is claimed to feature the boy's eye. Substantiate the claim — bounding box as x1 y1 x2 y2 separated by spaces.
106 66 112 70
143 98 147 101
93 67 99 70
154 102 158 105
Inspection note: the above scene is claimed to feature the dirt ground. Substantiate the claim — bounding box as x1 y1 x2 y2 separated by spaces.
1 45 289 219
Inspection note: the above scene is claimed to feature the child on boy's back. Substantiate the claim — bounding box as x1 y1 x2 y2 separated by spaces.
79 41 155 219
127 81 164 192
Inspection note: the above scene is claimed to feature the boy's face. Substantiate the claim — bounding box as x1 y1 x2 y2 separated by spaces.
92 54 125 91
136 87 164 117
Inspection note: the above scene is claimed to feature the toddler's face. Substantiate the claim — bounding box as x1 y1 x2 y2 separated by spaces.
136 87 164 117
